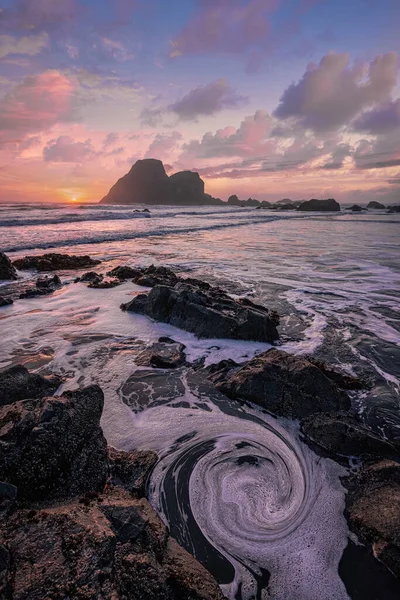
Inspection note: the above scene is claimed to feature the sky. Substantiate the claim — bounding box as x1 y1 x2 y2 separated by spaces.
0 0 399 204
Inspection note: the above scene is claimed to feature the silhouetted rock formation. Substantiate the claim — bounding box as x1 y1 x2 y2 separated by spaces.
297 198 340 211
367 201 386 209
346 204 367 212
387 205 400 213
0 252 17 281
227 195 262 207
101 159 222 206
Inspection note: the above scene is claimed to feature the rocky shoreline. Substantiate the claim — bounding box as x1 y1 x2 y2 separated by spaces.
1 251 400 598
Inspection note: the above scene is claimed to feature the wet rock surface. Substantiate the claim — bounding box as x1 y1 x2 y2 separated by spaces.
0 385 108 501
88 277 122 289
0 365 61 407
0 253 17 281
135 340 187 369
135 265 179 287
13 253 101 272
207 348 353 418
122 280 279 343
107 265 143 280
0 297 13 307
345 460 400 579
19 274 62 299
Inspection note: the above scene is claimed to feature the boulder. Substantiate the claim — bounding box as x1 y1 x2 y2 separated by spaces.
13 253 100 272
135 265 179 287
0 365 62 407
122 280 279 343
0 252 17 281
78 271 103 282
301 411 400 460
19 274 62 299
367 201 386 209
107 265 143 280
100 159 222 206
0 297 13 307
0 487 224 600
297 198 340 211
135 340 186 369
0 385 108 501
88 277 121 289
209 349 353 418
345 460 400 578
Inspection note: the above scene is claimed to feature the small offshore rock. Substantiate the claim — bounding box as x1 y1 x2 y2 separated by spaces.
0 365 62 407
135 264 179 287
13 253 101 272
78 271 103 282
297 198 340 211
135 341 186 369
367 201 385 209
0 252 18 281
19 274 62 299
88 277 121 289
107 265 143 280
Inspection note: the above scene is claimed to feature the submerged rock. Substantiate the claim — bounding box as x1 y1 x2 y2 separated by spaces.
209 349 353 418
0 365 61 407
0 385 108 501
122 280 279 343
297 198 340 211
19 274 62 299
13 253 100 272
301 411 400 460
345 460 400 578
135 340 186 369
0 252 17 281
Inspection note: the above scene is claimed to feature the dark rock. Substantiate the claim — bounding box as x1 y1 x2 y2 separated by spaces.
135 341 186 369
387 205 400 213
367 201 386 209
108 447 157 497
297 198 340 211
19 274 62 299
0 487 224 600
345 460 400 578
79 271 103 282
227 194 241 206
0 297 13 307
135 264 179 287
88 277 121 289
0 365 61 407
277 203 296 210
227 195 261 207
301 412 400 460
100 158 222 206
107 265 143 280
346 204 367 212
0 385 108 501
0 252 17 281
13 253 100 272
306 357 364 389
122 280 279 343
210 348 352 418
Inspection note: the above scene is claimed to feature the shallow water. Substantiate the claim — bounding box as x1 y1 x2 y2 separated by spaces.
1 203 399 599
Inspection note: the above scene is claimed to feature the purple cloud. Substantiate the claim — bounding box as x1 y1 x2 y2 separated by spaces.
43 135 95 162
274 52 399 131
144 131 182 160
170 79 247 121
353 99 400 134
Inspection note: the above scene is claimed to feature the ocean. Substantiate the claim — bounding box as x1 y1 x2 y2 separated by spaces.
1 202 399 599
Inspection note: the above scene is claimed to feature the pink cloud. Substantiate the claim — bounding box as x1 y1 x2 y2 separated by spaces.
0 71 76 142
43 135 95 163
274 52 399 131
145 132 183 160
170 79 247 121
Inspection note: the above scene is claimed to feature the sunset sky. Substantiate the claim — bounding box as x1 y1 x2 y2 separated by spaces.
0 0 399 203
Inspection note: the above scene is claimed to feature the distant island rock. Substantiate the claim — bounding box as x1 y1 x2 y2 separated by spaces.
100 159 223 206
297 198 340 212
367 201 386 209
387 205 400 213
346 204 367 212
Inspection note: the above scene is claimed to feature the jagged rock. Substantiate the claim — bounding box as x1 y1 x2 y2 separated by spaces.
301 412 400 460
13 253 101 272
0 365 61 407
209 349 354 418
122 280 279 343
0 385 108 501
135 265 179 287
108 447 157 497
0 297 13 307
0 253 17 281
100 159 222 206
135 341 186 369
0 487 224 600
367 201 385 209
107 265 143 280
19 274 62 299
345 460 400 578
297 198 340 211
387 205 400 213
88 277 121 289
346 204 367 212
78 271 103 282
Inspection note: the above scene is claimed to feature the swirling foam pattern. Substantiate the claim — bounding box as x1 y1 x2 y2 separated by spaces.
125 374 350 600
